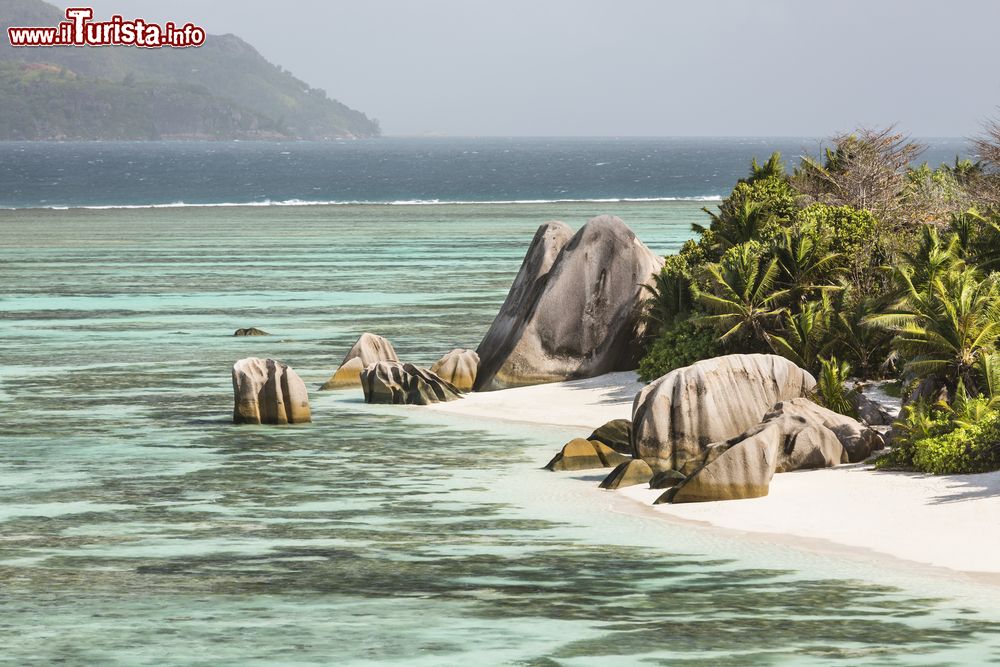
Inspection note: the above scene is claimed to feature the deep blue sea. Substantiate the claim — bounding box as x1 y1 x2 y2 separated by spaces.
0 137 972 208
3 138 999 666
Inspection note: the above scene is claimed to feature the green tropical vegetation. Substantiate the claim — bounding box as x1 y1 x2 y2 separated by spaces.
0 0 379 139
639 125 1000 475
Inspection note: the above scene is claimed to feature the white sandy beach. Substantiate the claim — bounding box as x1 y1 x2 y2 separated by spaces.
432 371 1000 576
427 371 645 430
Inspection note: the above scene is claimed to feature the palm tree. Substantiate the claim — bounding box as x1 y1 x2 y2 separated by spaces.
815 356 857 417
827 292 895 380
694 245 789 349
693 200 775 252
771 229 844 307
943 157 984 186
976 353 1000 404
865 265 1000 397
746 152 785 184
898 224 961 295
641 260 694 340
768 298 832 372
949 211 976 260
963 209 1000 273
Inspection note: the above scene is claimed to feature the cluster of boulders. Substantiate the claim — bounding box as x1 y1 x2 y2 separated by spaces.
228 215 666 424
319 333 470 405
227 216 887 508
230 334 476 425
545 353 887 503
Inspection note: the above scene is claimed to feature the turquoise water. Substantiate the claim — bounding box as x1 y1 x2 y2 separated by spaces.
3 201 1000 665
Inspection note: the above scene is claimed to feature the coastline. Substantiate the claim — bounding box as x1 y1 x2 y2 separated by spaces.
432 371 1000 580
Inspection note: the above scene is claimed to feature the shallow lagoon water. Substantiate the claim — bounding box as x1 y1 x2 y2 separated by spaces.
3 202 1000 665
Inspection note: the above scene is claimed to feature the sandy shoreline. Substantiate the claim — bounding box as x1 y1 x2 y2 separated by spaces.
432 371 1000 577
426 371 645 430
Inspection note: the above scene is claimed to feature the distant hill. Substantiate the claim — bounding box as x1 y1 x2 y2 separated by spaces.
0 0 380 139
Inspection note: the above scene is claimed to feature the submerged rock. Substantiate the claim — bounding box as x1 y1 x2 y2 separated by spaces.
587 419 633 456
322 333 399 390
600 459 654 489
232 357 311 425
474 216 663 391
545 438 632 472
632 354 816 474
361 361 462 405
234 327 269 336
430 348 479 392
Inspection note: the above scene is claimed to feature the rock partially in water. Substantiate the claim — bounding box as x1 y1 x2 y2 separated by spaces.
233 327 269 336
232 357 311 425
430 348 479 392
632 354 816 474
474 216 663 391
587 418 633 456
600 459 653 489
546 438 632 472
322 333 399 390
361 361 462 405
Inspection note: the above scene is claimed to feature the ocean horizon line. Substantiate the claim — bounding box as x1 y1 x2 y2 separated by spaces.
0 195 724 211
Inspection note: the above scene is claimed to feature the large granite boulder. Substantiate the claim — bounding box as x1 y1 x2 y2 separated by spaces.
659 429 780 503
474 216 664 391
587 419 633 456
430 348 479 392
763 399 884 463
361 361 462 405
632 354 816 474
600 459 654 489
658 398 879 504
474 220 573 391
545 438 631 472
232 357 311 425
321 333 399 390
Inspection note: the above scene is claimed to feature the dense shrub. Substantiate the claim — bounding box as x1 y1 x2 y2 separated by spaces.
794 203 879 258
637 318 720 382
909 413 1000 473
876 398 1000 473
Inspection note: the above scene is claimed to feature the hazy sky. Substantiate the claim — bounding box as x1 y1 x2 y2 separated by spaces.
85 0 1000 137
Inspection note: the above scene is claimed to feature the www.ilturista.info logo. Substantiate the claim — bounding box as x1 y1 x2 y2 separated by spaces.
7 7 206 48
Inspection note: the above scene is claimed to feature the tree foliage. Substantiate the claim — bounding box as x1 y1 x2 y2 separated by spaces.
639 120 1000 475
